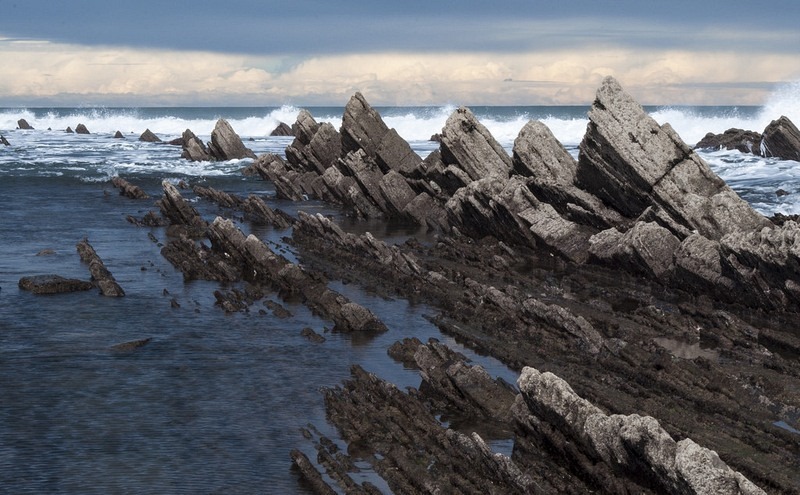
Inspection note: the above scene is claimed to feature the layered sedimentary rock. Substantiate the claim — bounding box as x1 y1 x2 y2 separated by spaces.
111 177 149 199
695 128 763 154
269 121 293 136
249 95 449 229
440 106 512 183
181 120 256 161
577 76 770 240
695 115 800 162
139 129 161 142
207 118 256 161
762 115 800 161
76 238 125 297
515 366 766 495
180 129 213 162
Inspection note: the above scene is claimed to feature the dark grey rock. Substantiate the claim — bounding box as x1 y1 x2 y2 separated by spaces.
761 115 800 161
17 119 33 130
180 129 212 162
18 275 93 294
440 107 512 182
139 128 161 142
576 76 770 240
75 123 90 134
76 238 125 297
111 177 149 199
207 118 256 160
269 121 294 136
694 128 762 154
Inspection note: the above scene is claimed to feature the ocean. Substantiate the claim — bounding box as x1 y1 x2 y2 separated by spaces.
1 88 799 493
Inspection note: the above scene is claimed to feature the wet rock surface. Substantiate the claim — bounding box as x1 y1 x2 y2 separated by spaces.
76 238 125 297
91 77 800 493
111 177 150 199
18 274 93 294
694 114 800 162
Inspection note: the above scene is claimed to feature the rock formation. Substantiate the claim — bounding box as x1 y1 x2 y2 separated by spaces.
113 131 125 139
269 121 294 136
206 119 256 160
76 238 125 297
180 129 213 162
18 275 93 294
17 118 33 130
0 134 9 146
181 120 256 161
75 123 90 134
694 115 800 162
762 115 800 161
111 177 149 199
515 366 766 494
279 81 798 492
139 129 161 142
695 128 763 154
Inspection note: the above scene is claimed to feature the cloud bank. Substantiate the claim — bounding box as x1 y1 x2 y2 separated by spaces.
1 36 798 107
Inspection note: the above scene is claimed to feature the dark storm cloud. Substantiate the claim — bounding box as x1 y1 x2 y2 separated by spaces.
1 0 798 55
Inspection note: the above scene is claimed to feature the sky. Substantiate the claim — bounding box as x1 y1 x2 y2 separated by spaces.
1 0 799 106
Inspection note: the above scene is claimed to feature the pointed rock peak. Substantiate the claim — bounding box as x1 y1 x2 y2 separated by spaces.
594 76 640 109
341 91 390 157
440 106 511 181
209 119 256 160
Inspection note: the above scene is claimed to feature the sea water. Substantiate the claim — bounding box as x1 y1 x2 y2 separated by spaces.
1 86 799 493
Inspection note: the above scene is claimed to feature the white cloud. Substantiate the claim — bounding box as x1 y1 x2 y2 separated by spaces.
0 38 799 106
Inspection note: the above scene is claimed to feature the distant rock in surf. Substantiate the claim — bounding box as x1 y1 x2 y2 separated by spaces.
65 126 74 134
181 120 255 161
17 119 33 130
75 123 90 135
695 114 800 162
139 128 162 143
269 122 294 136
695 128 762 154
180 129 213 162
0 134 9 146
113 130 125 139
207 118 256 160
762 115 800 161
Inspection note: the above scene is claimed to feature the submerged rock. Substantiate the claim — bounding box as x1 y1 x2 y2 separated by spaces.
111 177 149 199
0 134 9 146
111 338 152 352
18 275 93 294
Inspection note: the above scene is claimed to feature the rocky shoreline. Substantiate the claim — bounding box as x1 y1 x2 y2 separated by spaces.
19 77 800 493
